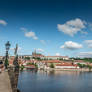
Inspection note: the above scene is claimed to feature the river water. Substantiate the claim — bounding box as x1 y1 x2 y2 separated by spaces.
18 70 92 92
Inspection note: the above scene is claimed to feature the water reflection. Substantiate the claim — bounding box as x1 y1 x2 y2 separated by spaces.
18 70 92 92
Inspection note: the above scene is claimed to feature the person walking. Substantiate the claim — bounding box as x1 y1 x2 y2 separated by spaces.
0 60 4 73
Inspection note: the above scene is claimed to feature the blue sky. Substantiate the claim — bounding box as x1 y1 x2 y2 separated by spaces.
0 0 92 57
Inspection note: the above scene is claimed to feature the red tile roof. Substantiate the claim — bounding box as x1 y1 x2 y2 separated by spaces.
25 65 35 68
46 56 69 58
42 60 61 63
74 60 85 62
56 62 78 66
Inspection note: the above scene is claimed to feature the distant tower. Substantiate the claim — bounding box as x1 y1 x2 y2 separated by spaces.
32 49 37 57
34 49 36 54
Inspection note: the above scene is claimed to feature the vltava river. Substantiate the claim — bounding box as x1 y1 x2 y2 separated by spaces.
18 70 92 92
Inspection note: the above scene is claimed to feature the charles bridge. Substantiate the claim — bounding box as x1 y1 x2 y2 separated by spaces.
0 41 20 92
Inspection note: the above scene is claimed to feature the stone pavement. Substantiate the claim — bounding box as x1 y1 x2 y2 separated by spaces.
0 71 12 92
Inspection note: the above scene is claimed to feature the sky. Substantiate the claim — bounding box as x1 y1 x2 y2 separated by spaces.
0 0 92 57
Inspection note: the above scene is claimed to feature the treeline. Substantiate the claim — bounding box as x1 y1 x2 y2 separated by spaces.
77 63 92 71
70 58 92 63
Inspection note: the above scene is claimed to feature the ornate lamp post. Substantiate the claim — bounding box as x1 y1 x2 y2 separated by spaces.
5 41 11 69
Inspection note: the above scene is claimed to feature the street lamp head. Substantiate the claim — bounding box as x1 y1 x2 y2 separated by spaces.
5 41 11 51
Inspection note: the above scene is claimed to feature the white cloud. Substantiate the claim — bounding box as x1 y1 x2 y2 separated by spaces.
84 40 92 48
56 53 60 56
78 52 92 58
57 18 86 36
0 20 7 26
21 27 38 40
60 41 83 50
25 31 38 40
36 48 44 52
66 18 85 28
40 40 46 44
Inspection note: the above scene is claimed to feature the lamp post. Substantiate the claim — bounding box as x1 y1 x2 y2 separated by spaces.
5 41 11 69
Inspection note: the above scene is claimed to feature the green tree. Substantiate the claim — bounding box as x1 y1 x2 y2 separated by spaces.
50 63 54 68
5 58 9 69
36 57 41 61
25 57 30 60
34 63 38 68
77 63 83 68
82 64 86 68
59 58 63 60
27 63 33 65
20 65 25 71
84 58 92 63
86 65 92 71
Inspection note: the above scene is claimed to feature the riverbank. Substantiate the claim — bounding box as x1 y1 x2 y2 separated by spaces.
44 68 92 72
0 71 12 92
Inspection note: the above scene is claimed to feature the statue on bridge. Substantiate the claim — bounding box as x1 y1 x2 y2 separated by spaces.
13 44 20 92
13 44 19 72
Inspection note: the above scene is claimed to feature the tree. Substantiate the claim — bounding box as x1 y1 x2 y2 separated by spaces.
77 63 83 68
59 58 63 60
25 57 30 60
36 57 41 61
82 64 86 68
5 58 9 69
34 63 38 68
27 63 33 65
86 65 92 71
20 65 25 71
50 63 54 68
84 58 92 63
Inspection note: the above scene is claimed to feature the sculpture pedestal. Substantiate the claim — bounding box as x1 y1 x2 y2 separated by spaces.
8 66 20 92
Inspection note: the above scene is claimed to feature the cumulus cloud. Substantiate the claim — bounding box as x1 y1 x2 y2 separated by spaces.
25 31 38 40
36 48 44 52
84 40 92 48
56 53 60 56
60 41 83 50
78 52 92 58
0 20 7 26
21 27 38 40
57 18 86 36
